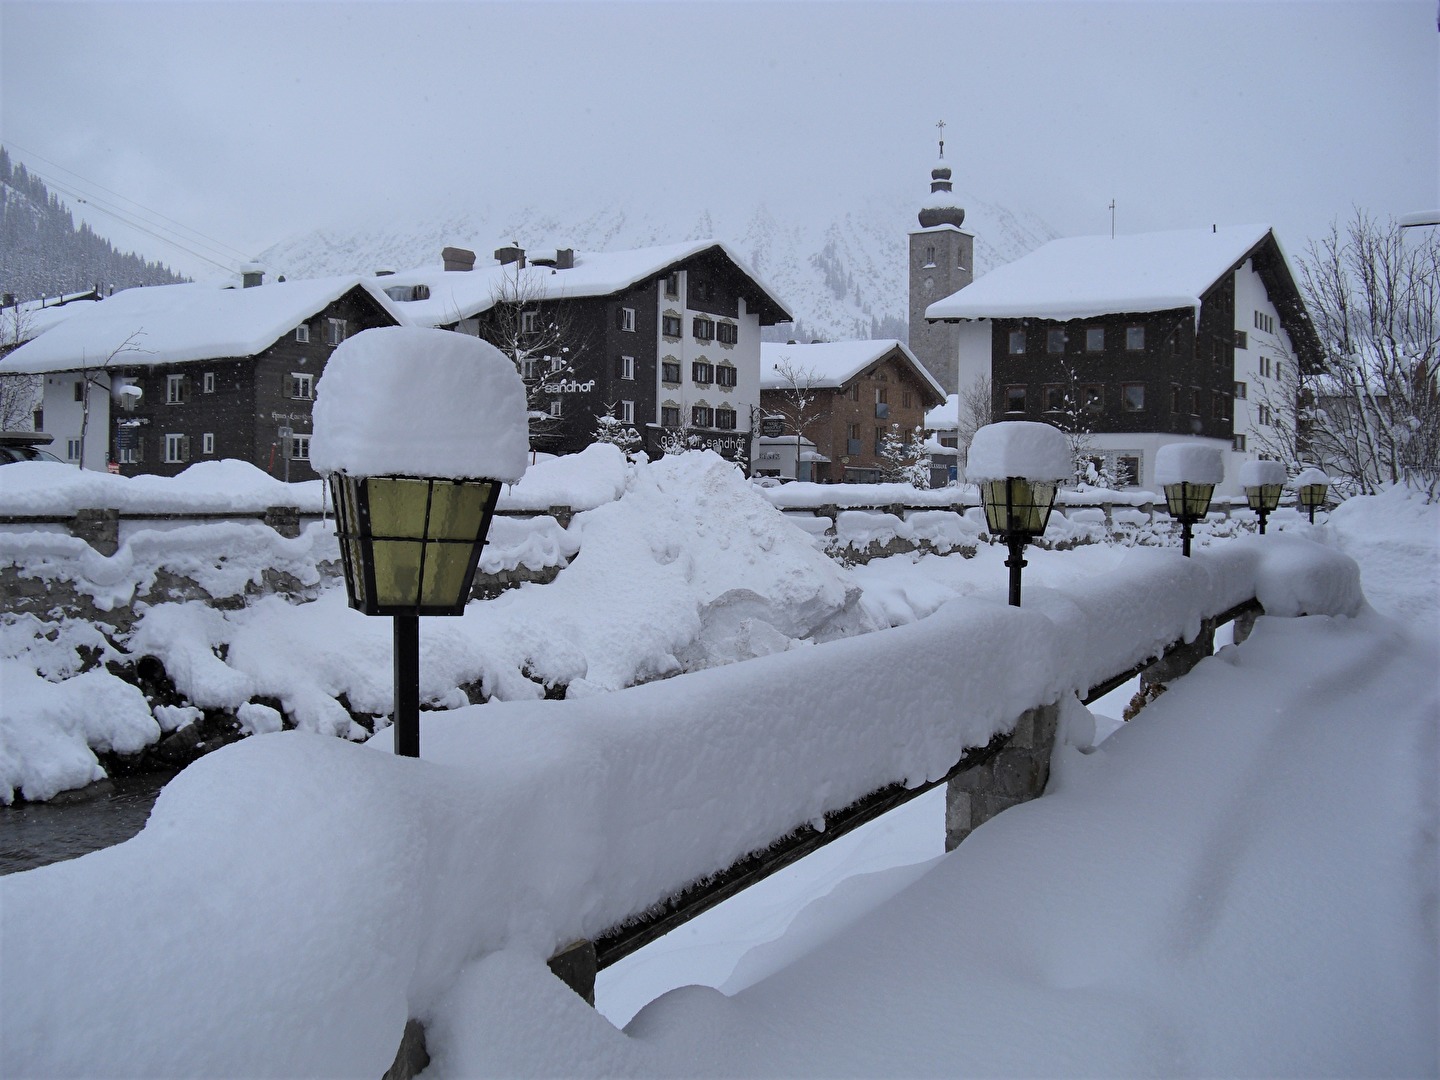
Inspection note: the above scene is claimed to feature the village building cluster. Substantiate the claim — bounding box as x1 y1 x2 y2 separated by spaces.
0 144 1320 497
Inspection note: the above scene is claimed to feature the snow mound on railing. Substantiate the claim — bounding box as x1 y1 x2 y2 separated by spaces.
0 533 1373 1078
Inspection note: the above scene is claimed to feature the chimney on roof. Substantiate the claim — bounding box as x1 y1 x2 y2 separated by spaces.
240 264 264 288
1 293 13 309
442 247 477 272
493 245 526 268
555 248 574 270
375 267 396 277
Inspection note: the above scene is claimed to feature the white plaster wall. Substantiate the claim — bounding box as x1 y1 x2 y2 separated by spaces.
955 320 992 396
41 372 113 470
1232 258 1297 472
1086 432 1239 495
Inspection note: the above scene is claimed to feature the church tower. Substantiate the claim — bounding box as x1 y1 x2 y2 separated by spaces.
908 124 974 394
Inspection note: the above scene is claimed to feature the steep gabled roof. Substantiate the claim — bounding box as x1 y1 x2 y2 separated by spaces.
0 277 405 374
760 339 947 405
926 224 1275 322
374 239 792 327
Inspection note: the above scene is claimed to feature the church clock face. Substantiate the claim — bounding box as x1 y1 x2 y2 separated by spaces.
923 276 934 294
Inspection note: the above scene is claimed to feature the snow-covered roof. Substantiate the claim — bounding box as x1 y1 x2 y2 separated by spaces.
925 393 960 433
2 291 104 345
370 239 791 327
760 339 947 403
0 278 405 374
925 224 1276 323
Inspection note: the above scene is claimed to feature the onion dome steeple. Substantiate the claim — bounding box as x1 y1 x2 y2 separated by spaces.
919 122 966 229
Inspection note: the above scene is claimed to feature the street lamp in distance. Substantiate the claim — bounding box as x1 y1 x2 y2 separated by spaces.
1293 467 1331 524
1156 442 1225 557
311 326 529 758
967 421 1069 607
1239 459 1286 535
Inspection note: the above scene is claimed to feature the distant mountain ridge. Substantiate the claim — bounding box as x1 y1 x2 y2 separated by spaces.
0 147 188 304
257 188 1057 344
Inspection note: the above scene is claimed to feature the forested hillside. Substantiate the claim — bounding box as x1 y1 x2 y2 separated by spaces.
0 148 187 303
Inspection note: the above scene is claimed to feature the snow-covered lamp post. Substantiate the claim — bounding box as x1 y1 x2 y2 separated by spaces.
967 421 1069 607
311 327 528 757
1239 459 1286 535
1155 442 1224 557
1293 467 1331 524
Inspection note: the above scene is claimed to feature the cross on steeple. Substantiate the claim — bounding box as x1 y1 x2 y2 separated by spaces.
936 119 946 159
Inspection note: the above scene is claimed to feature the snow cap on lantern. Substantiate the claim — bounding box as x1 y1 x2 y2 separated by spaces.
1291 467 1331 489
965 421 1071 483
311 326 529 482
1239 460 1287 488
1155 442 1225 487
968 422 1070 545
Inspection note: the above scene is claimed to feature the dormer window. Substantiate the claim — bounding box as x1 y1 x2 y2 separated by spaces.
324 318 346 346
521 310 537 334
295 324 310 343
664 272 680 299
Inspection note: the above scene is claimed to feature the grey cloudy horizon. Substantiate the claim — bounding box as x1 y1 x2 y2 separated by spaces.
2 0 1435 282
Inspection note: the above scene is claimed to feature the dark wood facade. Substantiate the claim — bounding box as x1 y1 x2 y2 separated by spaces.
462 245 787 466
112 287 397 481
989 278 1239 444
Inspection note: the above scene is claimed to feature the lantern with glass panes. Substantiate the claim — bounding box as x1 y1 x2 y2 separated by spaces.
311 327 529 757
1239 459 1286 535
967 422 1070 606
1293 467 1330 524
1155 442 1225 557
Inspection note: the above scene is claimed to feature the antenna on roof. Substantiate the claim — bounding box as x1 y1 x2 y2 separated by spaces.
935 119 946 159
1109 199 1116 239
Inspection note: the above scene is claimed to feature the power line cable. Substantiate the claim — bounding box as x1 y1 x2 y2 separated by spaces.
4 142 255 269
33 172 240 274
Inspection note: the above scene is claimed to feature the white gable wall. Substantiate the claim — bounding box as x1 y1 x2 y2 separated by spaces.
41 372 114 470
1232 258 1298 480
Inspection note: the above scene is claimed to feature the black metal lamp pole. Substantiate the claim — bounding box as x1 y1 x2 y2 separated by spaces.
1180 515 1195 557
393 614 420 758
1005 534 1027 607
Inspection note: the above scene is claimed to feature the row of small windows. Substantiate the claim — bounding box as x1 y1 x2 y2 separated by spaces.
294 318 347 345
1009 325 1146 355
661 314 738 344
116 431 307 466
661 272 716 302
661 359 737 387
1253 310 1275 335
658 405 738 430
1003 383 1235 419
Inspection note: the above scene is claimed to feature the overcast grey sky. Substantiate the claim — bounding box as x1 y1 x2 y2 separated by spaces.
2 1 1435 279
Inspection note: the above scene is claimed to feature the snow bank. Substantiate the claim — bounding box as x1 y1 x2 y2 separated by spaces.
0 459 326 515
965 421 1070 482
0 520 334 611
1155 441 1225 486
498 442 632 511
0 529 1375 1076
310 326 529 481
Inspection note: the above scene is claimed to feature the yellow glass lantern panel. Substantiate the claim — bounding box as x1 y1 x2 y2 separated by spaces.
1245 484 1283 512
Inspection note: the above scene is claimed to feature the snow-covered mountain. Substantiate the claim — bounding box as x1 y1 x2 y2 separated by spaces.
256 188 1056 344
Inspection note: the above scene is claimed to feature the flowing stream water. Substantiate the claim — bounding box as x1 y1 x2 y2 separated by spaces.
0 772 175 876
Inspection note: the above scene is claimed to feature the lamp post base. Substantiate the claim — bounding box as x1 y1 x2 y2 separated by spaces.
393 614 420 758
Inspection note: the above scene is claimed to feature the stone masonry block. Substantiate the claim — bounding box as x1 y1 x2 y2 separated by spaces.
944 788 973 852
